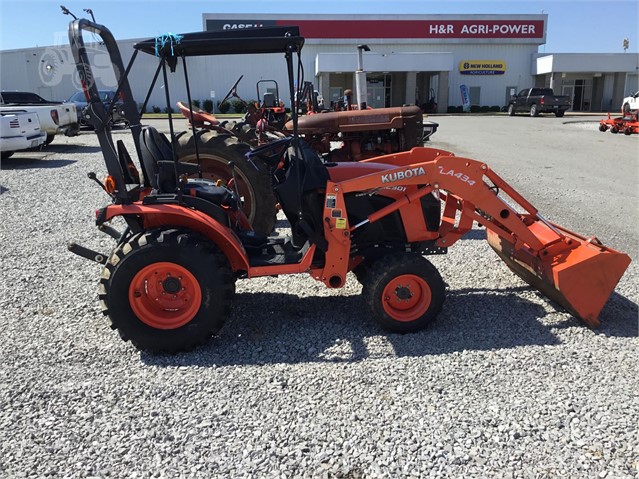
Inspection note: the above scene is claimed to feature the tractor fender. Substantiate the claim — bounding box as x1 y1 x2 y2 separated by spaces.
100 203 250 272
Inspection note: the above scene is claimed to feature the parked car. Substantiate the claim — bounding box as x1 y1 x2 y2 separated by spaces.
0 111 47 159
0 91 78 144
65 90 127 127
622 91 639 114
507 88 571 117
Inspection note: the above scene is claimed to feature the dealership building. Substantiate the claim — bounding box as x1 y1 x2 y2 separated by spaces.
1 13 638 113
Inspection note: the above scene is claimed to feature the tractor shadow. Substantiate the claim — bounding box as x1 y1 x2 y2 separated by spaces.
141 285 637 368
1 158 77 170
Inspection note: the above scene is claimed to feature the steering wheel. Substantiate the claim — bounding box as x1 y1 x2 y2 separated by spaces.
245 137 294 167
220 75 244 106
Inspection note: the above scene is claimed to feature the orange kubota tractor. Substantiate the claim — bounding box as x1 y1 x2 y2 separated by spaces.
65 11 630 354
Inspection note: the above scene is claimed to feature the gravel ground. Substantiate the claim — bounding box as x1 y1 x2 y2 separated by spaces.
1 120 637 478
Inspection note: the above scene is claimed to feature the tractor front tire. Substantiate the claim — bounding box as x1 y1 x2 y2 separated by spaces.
99 229 235 353
176 129 277 234
362 253 445 333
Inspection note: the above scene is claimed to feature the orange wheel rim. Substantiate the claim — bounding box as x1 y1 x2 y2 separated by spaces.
129 262 201 329
382 274 431 322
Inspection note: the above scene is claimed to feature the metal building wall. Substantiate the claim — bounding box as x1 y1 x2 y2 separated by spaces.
1 37 537 111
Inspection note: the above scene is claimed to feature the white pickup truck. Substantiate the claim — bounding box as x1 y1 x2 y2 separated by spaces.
622 91 639 114
0 111 47 159
0 91 79 145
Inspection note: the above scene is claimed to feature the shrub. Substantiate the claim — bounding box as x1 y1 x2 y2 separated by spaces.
490 105 501 112
202 99 213 113
447 105 456 113
152 105 161 114
232 99 247 114
455 105 463 113
217 101 230 114
470 104 481 113
163 106 174 114
191 99 201 109
480 105 490 113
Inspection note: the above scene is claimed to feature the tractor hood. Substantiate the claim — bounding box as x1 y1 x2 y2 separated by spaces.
287 106 424 134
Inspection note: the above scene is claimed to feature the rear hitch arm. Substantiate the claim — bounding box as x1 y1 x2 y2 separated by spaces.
67 243 108 264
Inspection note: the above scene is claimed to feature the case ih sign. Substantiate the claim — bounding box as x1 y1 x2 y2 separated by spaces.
205 19 546 40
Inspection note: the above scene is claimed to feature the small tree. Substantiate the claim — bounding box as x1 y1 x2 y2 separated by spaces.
217 101 230 114
232 99 247 114
152 105 161 114
202 99 213 113
191 99 201 109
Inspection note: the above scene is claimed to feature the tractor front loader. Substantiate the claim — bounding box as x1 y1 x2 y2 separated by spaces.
65 11 630 354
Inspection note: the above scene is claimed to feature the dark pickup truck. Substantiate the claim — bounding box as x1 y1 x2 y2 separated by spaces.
507 88 571 117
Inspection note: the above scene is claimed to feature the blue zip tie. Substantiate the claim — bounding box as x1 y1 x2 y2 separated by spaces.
154 32 184 57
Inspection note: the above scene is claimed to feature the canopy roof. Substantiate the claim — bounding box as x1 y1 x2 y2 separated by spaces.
134 26 304 58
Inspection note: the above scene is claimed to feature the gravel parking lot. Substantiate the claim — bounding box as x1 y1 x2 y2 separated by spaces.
1 115 637 478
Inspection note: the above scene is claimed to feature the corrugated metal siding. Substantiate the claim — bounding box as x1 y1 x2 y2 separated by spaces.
1 39 535 110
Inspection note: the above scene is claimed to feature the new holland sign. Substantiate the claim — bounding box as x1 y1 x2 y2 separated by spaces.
459 60 507 75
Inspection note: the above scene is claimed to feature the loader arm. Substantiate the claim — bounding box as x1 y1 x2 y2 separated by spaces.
325 147 631 327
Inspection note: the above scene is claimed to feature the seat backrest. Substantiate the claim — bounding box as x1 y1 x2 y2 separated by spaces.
139 126 175 192
262 92 275 108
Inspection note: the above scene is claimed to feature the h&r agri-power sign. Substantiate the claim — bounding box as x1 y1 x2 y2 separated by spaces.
205 17 546 42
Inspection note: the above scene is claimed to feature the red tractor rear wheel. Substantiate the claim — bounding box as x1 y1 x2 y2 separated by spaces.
99 229 235 353
176 129 277 234
362 253 445 333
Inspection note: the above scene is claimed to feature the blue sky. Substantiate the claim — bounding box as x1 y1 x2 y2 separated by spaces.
0 0 637 53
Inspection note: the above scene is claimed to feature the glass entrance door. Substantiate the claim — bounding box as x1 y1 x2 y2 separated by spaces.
562 85 574 111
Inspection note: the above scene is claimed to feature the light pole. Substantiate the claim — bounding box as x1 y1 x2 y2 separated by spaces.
355 44 370 110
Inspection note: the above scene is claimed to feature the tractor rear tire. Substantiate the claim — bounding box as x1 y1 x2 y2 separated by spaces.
176 129 277 234
362 252 445 333
99 229 235 353
219 120 258 147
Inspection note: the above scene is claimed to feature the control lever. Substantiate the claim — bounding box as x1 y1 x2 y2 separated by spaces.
87 172 113 198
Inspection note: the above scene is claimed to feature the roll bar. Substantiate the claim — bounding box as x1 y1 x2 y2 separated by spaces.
68 17 144 202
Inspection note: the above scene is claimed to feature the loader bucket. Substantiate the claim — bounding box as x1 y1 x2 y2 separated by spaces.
486 223 631 327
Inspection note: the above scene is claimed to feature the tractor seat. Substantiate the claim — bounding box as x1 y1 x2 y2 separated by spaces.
139 126 238 210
